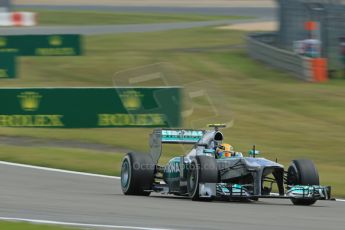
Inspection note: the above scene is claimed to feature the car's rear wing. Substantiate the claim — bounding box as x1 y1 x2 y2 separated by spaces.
161 129 205 144
149 129 205 163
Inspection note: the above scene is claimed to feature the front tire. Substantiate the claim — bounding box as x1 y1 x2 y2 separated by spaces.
121 152 155 196
187 156 218 201
287 159 319 205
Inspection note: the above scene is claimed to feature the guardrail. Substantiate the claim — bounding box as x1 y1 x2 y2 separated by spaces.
246 33 327 82
247 33 308 80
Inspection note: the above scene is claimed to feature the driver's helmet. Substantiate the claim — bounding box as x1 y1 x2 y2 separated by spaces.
216 143 234 158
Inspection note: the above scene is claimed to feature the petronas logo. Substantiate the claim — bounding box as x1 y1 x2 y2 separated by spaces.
0 37 7 47
49 36 62 46
17 92 42 111
120 90 143 111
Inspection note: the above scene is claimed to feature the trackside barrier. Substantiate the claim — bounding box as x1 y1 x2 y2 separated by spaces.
0 35 82 79
0 53 16 78
246 33 328 82
311 58 328 82
0 87 181 128
0 12 37 26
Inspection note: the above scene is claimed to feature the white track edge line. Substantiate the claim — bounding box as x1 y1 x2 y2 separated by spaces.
0 161 120 179
0 217 173 230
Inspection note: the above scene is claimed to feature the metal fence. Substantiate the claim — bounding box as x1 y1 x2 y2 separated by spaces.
277 0 345 72
247 33 312 81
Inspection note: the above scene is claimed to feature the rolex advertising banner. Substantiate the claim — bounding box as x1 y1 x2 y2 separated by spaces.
0 87 181 128
0 53 16 78
0 35 82 56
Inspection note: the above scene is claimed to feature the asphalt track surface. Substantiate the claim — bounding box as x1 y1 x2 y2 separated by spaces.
0 162 344 230
0 5 275 35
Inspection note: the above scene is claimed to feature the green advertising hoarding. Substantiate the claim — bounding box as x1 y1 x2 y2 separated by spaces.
0 53 16 78
0 87 181 128
0 35 82 56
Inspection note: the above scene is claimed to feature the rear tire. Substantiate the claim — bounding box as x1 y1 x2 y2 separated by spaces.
121 152 155 196
287 159 319 205
187 156 218 201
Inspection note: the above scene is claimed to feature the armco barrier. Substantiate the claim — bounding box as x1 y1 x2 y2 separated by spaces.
246 33 327 82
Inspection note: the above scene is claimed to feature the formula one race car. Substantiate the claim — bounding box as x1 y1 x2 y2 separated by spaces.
120 125 331 205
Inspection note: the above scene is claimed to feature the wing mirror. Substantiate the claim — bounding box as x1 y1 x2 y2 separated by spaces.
248 150 260 156
248 145 260 157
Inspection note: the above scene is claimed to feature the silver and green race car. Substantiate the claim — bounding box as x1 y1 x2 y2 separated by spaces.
120 124 331 205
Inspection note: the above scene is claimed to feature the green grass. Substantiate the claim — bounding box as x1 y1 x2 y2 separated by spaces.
1 26 345 196
0 145 123 176
19 9 247 25
0 221 76 230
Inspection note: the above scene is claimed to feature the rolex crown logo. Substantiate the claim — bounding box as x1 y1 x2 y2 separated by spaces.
120 90 143 111
18 92 42 111
49 36 62 46
0 37 7 47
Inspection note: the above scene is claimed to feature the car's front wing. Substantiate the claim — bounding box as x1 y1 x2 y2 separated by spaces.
199 183 332 200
